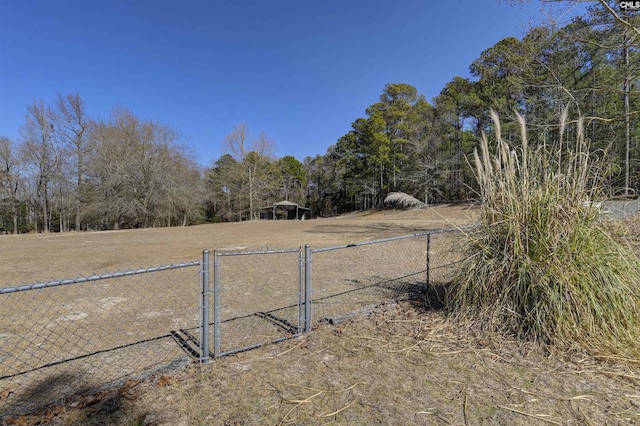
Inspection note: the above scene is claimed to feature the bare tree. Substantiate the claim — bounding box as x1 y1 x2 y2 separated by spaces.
0 137 25 234
223 122 251 161
222 124 275 220
85 108 203 229
53 93 91 231
21 100 61 233
154 153 205 227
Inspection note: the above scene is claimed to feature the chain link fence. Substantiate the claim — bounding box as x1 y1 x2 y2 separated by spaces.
602 199 640 219
1 227 466 419
308 229 465 325
0 261 202 418
427 229 467 287
309 234 428 323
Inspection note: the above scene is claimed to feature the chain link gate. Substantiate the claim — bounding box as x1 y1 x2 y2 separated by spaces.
207 248 305 358
203 229 466 357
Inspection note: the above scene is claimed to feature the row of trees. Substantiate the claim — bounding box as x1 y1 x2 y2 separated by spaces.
2 2 638 232
298 2 639 216
0 92 311 232
0 95 204 233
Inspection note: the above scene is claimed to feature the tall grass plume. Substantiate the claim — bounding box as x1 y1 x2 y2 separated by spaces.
384 192 427 209
448 110 640 356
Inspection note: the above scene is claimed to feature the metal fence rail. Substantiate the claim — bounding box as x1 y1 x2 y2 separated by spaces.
1 227 465 419
0 261 201 418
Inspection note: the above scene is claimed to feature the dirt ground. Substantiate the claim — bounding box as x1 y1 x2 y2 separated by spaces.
3 204 640 425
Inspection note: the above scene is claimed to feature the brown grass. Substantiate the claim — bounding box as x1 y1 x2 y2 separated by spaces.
0 204 473 286
27 299 640 425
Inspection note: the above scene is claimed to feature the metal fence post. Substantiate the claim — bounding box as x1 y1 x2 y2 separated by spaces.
426 233 431 287
213 250 221 358
200 249 210 364
297 247 303 335
304 244 312 333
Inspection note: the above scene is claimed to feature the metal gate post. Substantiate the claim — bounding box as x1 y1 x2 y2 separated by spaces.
304 244 312 333
297 247 303 335
213 250 221 358
199 249 210 364
426 233 431 287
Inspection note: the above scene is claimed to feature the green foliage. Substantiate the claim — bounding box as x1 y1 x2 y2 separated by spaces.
448 112 640 356
325 3 639 211
205 126 311 221
276 156 307 203
334 83 443 209
0 199 31 233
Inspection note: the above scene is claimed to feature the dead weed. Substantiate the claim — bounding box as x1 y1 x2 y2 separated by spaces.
9 300 638 425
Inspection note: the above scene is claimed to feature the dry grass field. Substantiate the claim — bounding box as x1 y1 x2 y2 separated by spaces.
0 204 473 287
2 204 640 425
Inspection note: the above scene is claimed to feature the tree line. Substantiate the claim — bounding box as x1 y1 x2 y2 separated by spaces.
1 2 638 232
302 2 639 215
0 95 204 233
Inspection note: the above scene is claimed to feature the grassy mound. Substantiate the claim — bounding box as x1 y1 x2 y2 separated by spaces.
447 111 640 356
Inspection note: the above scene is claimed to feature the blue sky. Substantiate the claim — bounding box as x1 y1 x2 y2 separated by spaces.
0 0 587 166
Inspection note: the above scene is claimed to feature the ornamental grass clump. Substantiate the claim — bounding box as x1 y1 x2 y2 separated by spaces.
448 110 640 356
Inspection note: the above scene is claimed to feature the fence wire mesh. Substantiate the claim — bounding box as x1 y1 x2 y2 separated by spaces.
428 229 467 285
0 262 200 418
309 234 430 324
213 248 303 357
